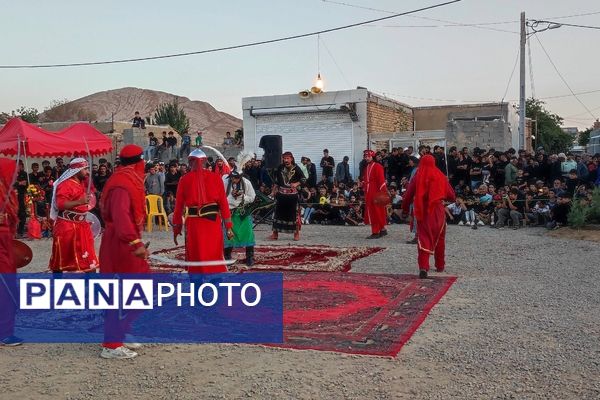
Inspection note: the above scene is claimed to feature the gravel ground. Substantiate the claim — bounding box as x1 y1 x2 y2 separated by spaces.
2 223 599 399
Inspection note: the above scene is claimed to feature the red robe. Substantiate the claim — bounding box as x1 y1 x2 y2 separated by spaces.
99 188 149 274
363 161 388 234
0 159 17 339
49 178 98 272
402 176 455 271
173 169 232 274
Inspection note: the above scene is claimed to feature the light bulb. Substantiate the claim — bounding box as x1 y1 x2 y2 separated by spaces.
315 73 324 90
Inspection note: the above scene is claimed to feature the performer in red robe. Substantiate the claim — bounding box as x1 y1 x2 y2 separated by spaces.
401 154 455 278
0 158 23 346
49 158 98 272
362 149 388 239
99 145 149 359
173 149 233 274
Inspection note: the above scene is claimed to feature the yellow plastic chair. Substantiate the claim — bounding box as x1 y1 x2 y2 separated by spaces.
145 195 169 232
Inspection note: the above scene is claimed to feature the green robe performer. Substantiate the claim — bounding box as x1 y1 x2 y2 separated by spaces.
223 170 256 266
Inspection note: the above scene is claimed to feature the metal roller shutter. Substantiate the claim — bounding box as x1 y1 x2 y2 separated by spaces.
255 111 355 179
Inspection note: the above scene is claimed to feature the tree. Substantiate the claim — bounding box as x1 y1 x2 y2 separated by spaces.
13 106 39 123
578 128 592 146
526 98 572 153
153 99 190 135
0 106 39 123
41 98 97 122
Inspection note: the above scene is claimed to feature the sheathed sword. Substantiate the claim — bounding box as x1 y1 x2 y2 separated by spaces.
148 255 236 268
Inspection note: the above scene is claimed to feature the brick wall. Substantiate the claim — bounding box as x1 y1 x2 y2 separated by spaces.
366 94 413 136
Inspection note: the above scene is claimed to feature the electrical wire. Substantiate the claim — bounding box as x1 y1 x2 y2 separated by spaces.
0 0 462 69
321 0 518 34
533 34 597 119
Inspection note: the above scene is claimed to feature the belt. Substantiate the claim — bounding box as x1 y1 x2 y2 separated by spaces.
58 210 87 222
187 204 219 221
278 187 297 195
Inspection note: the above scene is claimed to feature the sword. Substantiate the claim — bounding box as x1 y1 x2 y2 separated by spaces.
149 255 237 267
82 136 93 196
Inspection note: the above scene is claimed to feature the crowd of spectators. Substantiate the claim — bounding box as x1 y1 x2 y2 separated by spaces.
12 142 600 240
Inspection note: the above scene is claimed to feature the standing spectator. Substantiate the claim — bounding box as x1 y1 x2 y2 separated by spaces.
144 164 164 195
93 165 111 195
29 163 41 185
52 157 66 180
302 157 317 188
320 149 335 183
14 161 28 238
335 156 352 185
560 153 577 178
299 157 309 181
434 146 447 175
195 131 203 147
131 111 145 129
164 163 182 196
144 132 158 161
166 131 178 160
469 155 483 189
179 131 191 160
223 131 234 146
505 157 519 186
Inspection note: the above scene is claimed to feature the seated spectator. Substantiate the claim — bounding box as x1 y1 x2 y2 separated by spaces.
166 131 178 160
496 188 525 229
132 111 146 129
547 194 572 229
565 169 579 196
446 196 466 225
473 184 494 226
388 186 403 224
345 202 364 226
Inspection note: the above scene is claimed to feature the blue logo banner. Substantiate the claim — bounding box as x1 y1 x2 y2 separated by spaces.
0 273 283 343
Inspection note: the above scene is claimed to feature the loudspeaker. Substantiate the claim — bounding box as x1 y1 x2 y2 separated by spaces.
259 135 282 169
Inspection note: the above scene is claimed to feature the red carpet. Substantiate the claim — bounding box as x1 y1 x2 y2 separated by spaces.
274 272 456 357
151 245 383 273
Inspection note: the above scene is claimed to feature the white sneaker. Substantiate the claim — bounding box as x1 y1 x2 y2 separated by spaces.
101 346 138 359
458 221 464 226
478 221 484 226
124 335 142 350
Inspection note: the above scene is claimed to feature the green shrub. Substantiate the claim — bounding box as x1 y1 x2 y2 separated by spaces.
568 198 589 229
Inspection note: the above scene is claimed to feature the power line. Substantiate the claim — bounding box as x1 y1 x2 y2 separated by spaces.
321 0 518 34
0 0 462 69
533 34 597 119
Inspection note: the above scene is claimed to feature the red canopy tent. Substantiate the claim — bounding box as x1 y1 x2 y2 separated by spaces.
0 118 112 157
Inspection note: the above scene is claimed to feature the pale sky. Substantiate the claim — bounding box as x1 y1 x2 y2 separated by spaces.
1 0 599 128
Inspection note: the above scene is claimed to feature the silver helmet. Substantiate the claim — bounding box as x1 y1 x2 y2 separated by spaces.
188 149 207 160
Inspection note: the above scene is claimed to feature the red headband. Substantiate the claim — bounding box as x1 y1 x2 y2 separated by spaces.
69 161 88 169
363 150 375 157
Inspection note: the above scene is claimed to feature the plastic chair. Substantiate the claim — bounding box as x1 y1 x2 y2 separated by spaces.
145 195 169 232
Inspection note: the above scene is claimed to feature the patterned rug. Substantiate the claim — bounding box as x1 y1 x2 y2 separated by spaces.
274 271 456 357
150 245 384 273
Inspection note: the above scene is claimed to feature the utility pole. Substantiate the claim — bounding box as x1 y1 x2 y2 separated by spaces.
519 11 526 150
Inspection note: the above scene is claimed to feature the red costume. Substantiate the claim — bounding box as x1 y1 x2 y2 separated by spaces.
0 158 18 340
363 150 388 236
49 159 98 272
401 155 455 274
98 145 148 351
173 150 232 274
99 147 149 275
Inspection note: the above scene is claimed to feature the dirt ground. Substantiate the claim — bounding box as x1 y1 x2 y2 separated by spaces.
547 226 600 243
1 223 599 399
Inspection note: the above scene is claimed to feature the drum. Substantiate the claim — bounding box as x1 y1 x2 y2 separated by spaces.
85 212 103 239
13 240 33 269
373 190 391 206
